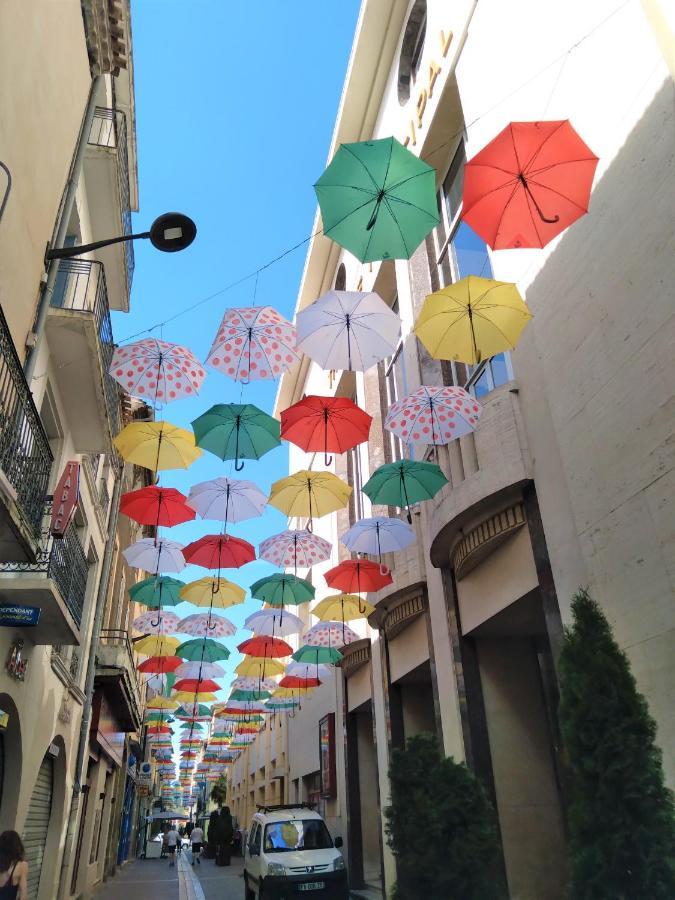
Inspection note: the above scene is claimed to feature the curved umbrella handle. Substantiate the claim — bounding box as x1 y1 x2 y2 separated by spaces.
379 563 390 577
234 457 245 472
324 452 333 467
358 599 368 615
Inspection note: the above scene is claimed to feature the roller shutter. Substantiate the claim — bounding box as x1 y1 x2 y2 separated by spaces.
23 754 53 899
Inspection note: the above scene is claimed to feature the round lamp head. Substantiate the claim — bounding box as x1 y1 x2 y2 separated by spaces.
149 212 197 253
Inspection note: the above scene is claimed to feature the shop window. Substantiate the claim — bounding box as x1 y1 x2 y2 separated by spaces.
398 0 427 105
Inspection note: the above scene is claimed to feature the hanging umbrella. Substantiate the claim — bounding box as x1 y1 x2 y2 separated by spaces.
292 645 343 665
138 655 183 675
174 661 226 680
268 471 351 528
132 611 182 635
113 421 202 472
362 460 448 521
296 291 400 372
205 306 299 382
175 638 231 662
324 559 392 594
110 337 205 402
235 657 285 678
341 517 415 566
237 637 292 658
305 621 359 649
462 120 599 250
285 661 332 681
280 395 372 465
122 538 185 574
414 277 532 365
265 698 300 710
278 675 321 689
249 574 315 609
145 694 179 709
186 477 267 524
145 674 173 694
192 403 280 470
129 576 184 609
180 721 204 730
120 486 195 528
312 594 375 622
146 724 172 734
314 136 439 262
221 700 268 713
179 577 245 609
229 689 272 702
175 703 213 720
176 613 236 639
258 530 331 571
173 678 221 694
135 635 180 657
385 386 481 445
183 534 256 570
172 690 218 703
231 676 279 693
243 609 303 637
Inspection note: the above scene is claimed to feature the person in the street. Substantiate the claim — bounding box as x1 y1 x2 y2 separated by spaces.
185 820 194 839
190 823 204 865
206 808 220 860
0 831 28 900
215 806 234 867
164 824 180 868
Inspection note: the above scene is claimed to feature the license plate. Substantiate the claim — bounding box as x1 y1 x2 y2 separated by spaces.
298 882 325 892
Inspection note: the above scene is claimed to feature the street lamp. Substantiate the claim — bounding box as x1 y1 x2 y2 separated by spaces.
45 212 197 261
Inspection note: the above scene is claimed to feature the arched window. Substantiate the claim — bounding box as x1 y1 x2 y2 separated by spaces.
398 0 427 105
334 263 346 291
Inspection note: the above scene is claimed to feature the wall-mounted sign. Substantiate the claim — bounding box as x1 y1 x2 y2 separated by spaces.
5 638 27 680
50 461 80 537
0 605 41 627
319 713 336 800
138 761 153 786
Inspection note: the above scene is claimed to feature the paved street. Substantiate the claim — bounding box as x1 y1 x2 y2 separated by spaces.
94 851 245 900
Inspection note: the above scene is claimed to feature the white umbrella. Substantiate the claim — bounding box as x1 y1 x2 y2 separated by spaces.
305 621 360 649
187 477 267 523
285 661 332 681
244 609 304 637
341 516 415 559
384 386 481 445
231 676 279 693
122 538 185 573
296 290 401 372
175 661 227 680
132 611 182 634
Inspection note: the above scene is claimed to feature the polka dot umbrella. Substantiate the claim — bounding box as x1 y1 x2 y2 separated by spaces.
384 386 481 445
205 306 299 383
304 621 360 649
176 612 237 639
109 337 205 404
258 529 331 573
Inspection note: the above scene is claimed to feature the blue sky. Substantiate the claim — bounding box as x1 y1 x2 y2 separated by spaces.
113 1 361 752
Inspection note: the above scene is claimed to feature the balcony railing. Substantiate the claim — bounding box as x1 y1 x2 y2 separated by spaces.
98 477 110 513
0 305 54 541
88 106 135 291
99 628 141 692
97 628 142 729
50 258 121 436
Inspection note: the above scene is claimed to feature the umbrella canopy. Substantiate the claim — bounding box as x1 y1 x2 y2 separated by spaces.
113 421 202 472
362 460 448 519
145 694 179 709
243 609 303 637
192 403 280 470
174 661 226 680
172 690 218 703
292 645 343 665
268 471 351 523
176 613 236 639
341 516 415 560
324 559 392 594
175 703 213 719
129 576 184 609
135 635 180 657
258 530 331 570
230 689 272 701
285 661 332 681
183 534 256 570
265 698 300 710
235 657 285 678
305 621 360 648
221 700 267 713
132 611 182 635
231 677 279 693
462 120 598 249
237 636 292 659
414 277 532 365
314 136 439 262
296 291 400 372
120 486 195 528
312 594 375 621
278 675 321 689
205 306 299 382
186 477 267 524
122 538 185 574
175 638 231 662
110 337 206 402
173 678 221 693
249 574 315 608
280 395 372 465
179 577 245 609
137 655 183 675
385 386 481 445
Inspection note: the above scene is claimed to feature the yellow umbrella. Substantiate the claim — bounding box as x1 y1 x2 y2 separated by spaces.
312 594 375 621
414 275 532 365
268 471 352 522
273 686 315 698
145 696 179 710
172 691 218 703
179 577 246 608
235 657 285 678
113 420 202 472
134 635 180 657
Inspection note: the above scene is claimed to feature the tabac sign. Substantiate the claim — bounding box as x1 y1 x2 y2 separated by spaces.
50 461 80 537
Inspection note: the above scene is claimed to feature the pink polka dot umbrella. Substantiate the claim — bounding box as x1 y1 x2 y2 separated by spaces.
132 610 182 635
205 306 299 383
176 613 237 639
304 621 360 650
384 386 482 445
258 529 331 572
109 337 205 404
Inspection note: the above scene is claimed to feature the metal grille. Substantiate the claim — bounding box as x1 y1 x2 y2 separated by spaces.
0 305 53 539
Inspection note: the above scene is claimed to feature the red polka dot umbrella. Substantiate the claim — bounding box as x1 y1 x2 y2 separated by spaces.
205 306 299 383
176 612 237 639
304 621 360 649
258 529 331 572
384 386 481 445
109 337 205 404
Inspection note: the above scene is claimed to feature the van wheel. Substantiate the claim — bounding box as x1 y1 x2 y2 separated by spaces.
244 873 255 900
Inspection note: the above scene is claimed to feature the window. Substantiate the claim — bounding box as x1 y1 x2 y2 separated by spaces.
264 819 333 853
398 0 427 105
334 263 346 291
248 823 261 854
379 308 407 465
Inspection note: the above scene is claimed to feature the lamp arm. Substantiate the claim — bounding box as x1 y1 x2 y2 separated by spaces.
45 231 151 261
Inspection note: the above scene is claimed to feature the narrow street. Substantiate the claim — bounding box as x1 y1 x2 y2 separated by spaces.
95 852 245 900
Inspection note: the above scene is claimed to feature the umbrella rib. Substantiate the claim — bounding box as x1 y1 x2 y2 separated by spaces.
521 120 568 174
469 308 519 349
522 178 591 214
341 144 382 193
382 195 411 257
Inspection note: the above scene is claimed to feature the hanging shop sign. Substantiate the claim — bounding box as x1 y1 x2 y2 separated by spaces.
50 461 80 537
319 713 336 799
138 761 153 787
0 605 41 627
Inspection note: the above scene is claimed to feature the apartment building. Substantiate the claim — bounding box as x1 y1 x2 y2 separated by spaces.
229 1 675 898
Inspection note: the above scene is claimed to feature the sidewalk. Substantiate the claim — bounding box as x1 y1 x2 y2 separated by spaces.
93 856 179 900
189 850 245 900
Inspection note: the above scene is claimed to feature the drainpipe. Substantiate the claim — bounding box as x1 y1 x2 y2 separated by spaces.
57 461 123 899
24 75 102 382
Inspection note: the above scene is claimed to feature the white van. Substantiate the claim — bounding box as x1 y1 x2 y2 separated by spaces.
244 804 348 899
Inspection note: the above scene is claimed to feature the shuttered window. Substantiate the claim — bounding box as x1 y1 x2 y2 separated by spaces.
24 755 53 899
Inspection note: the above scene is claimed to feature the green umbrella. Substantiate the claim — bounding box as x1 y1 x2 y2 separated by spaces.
314 136 439 263
175 638 231 662
180 721 203 730
292 645 342 665
175 704 212 719
249 574 315 608
229 688 272 702
129 575 184 608
192 403 280 471
362 460 448 521
144 711 171 724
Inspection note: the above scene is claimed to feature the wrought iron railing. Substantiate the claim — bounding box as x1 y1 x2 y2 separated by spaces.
49 258 121 437
88 106 135 291
98 477 110 513
0 306 53 540
98 628 142 703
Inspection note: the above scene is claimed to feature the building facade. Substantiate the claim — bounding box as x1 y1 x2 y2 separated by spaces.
0 2 142 897
229 1 675 897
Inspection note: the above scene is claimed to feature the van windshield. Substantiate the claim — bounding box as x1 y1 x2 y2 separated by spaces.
264 819 333 853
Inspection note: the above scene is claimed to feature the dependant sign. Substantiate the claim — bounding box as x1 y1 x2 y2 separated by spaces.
50 461 80 537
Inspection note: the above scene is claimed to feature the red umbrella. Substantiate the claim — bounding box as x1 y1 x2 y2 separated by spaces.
146 725 172 734
325 559 393 593
279 675 321 689
280 395 372 465
183 534 256 569
120 486 196 528
237 636 293 658
172 678 221 693
137 656 183 674
462 120 599 249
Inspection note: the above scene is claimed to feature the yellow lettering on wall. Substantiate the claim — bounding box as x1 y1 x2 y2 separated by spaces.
428 59 441 97
416 89 428 128
402 119 416 148
440 29 453 57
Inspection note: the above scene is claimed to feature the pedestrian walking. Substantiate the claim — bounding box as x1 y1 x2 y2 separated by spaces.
164 824 180 868
190 824 204 866
0 831 28 900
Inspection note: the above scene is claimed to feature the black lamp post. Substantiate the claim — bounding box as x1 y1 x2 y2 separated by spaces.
45 212 197 261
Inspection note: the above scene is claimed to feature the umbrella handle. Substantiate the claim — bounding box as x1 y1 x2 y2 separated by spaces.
519 175 560 224
366 191 385 231
234 419 245 470
379 563 390 577
234 458 245 471
324 452 333 467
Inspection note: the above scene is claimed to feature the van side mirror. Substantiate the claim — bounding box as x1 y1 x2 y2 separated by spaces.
334 836 343 848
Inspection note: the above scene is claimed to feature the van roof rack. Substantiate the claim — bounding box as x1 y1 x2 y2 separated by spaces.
255 803 314 813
